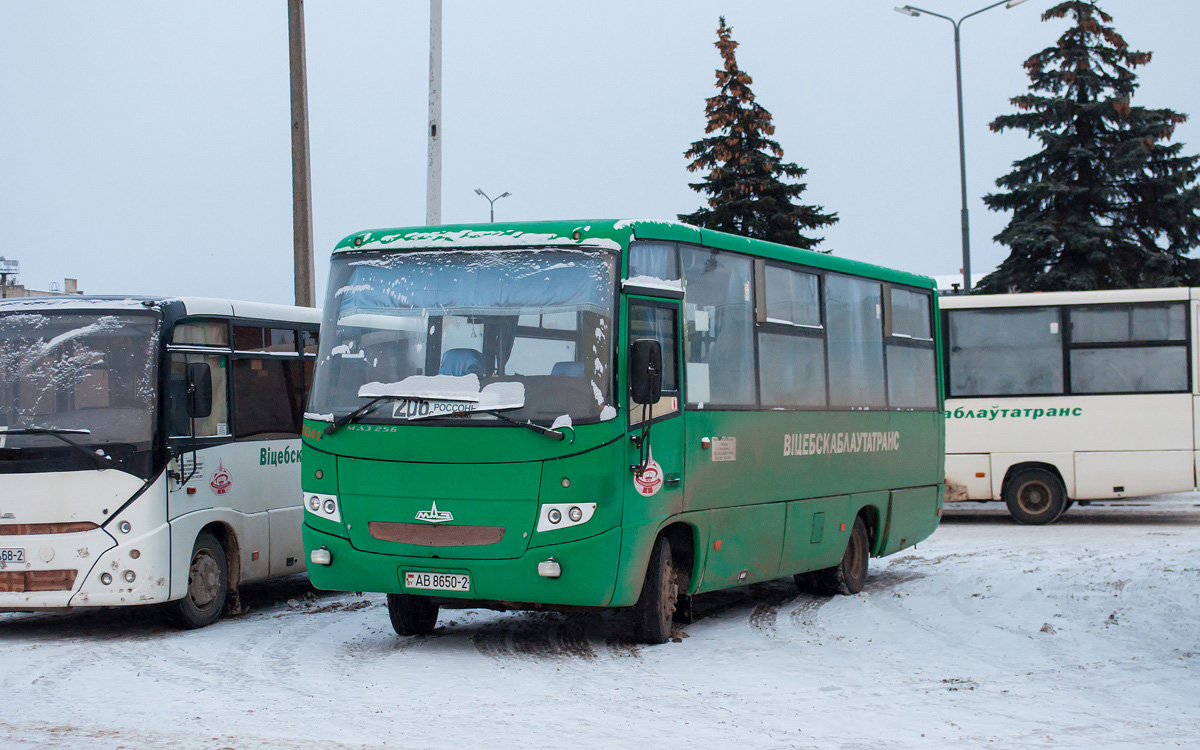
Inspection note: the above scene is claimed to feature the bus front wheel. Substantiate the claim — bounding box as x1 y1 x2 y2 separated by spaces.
1004 468 1067 525
634 536 678 644
796 516 869 596
387 594 439 636
170 531 229 629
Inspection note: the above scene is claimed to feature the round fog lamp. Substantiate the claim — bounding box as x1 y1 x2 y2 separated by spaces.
124 570 136 583
568 506 582 522
100 572 113 585
308 495 321 512
118 521 132 534
323 498 337 515
547 508 562 524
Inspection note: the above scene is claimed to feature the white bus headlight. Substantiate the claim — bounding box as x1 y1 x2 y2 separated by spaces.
536 503 597 533
304 493 342 523
100 572 112 585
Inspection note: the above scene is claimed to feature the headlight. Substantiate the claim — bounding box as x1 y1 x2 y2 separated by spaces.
536 503 597 533
304 492 342 523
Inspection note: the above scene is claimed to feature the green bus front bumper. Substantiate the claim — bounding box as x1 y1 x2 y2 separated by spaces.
304 524 623 608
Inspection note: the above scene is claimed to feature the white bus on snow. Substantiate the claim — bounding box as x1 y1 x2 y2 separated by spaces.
0 296 320 627
942 286 1198 524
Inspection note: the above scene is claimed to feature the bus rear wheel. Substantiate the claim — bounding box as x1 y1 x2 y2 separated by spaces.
634 536 678 644
387 594 439 636
1004 468 1067 525
169 531 229 629
796 516 869 596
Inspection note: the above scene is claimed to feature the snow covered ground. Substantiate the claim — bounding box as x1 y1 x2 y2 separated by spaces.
2 495 1197 749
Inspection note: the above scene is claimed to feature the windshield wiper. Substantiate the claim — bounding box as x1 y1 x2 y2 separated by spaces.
479 410 566 441
0 427 116 469
323 396 400 436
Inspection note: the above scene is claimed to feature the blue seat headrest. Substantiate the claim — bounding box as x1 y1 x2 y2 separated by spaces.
440 348 483 376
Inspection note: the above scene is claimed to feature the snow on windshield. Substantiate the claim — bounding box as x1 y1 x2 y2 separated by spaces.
310 247 616 426
0 312 159 441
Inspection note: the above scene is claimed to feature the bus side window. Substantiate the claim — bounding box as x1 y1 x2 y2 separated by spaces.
232 358 304 440
168 353 230 438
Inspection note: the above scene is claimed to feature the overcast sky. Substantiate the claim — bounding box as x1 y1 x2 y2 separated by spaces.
1 1 1197 305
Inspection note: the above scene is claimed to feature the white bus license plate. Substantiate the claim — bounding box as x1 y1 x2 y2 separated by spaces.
405 572 470 592
0 548 26 564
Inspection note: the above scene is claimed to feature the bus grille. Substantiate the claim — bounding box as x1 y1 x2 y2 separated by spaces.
0 522 99 536
0 570 78 592
368 522 505 547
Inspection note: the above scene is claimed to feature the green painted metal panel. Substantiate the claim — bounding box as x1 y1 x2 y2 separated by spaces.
305 523 622 606
810 511 825 545
880 486 941 556
336 457 541 560
697 503 785 592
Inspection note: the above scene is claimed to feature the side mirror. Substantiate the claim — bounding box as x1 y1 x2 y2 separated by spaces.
629 339 663 405
186 362 213 419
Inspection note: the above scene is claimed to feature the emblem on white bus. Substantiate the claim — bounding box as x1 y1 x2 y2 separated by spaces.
415 501 454 524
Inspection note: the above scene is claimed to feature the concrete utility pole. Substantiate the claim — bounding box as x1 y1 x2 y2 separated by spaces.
426 0 442 225
288 0 316 307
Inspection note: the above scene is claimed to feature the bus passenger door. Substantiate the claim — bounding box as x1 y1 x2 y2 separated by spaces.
624 297 685 527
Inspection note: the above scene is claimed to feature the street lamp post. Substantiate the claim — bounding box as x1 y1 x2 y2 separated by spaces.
474 189 511 223
895 0 1029 293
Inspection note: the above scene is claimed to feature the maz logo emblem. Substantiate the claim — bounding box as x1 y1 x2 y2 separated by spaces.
415 501 453 524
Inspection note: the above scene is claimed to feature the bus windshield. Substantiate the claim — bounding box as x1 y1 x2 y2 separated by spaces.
309 247 618 426
0 311 160 447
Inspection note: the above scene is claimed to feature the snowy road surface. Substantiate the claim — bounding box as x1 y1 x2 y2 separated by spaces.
1 496 1197 749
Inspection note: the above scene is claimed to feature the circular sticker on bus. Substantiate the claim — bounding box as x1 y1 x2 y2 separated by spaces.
210 461 232 496
633 447 663 497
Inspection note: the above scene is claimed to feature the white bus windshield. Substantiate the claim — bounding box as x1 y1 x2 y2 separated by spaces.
309 248 617 426
0 312 160 447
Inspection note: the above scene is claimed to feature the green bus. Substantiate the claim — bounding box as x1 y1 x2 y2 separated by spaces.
301 220 944 643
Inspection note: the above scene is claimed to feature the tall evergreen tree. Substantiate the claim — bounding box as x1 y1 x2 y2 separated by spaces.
978 1 1200 293
680 17 837 251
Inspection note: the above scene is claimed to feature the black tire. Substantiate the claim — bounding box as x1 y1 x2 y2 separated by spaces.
1004 468 1067 525
387 594 440 636
634 536 678 644
169 531 229 629
795 516 869 596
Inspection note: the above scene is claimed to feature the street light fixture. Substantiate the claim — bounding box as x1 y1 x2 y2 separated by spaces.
474 188 511 223
895 0 1029 293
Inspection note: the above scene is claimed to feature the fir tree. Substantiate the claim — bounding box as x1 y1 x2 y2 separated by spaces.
978 1 1200 293
679 17 837 251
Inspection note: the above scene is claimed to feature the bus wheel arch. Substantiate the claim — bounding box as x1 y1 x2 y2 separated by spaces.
1001 464 1069 525
856 505 882 556
796 515 870 596
169 526 234 629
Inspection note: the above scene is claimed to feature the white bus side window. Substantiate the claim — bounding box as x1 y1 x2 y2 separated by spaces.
1069 303 1189 394
948 308 1064 397
167 352 230 438
232 358 305 440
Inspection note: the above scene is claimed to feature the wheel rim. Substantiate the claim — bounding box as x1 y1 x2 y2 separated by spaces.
188 551 222 608
1016 480 1052 515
